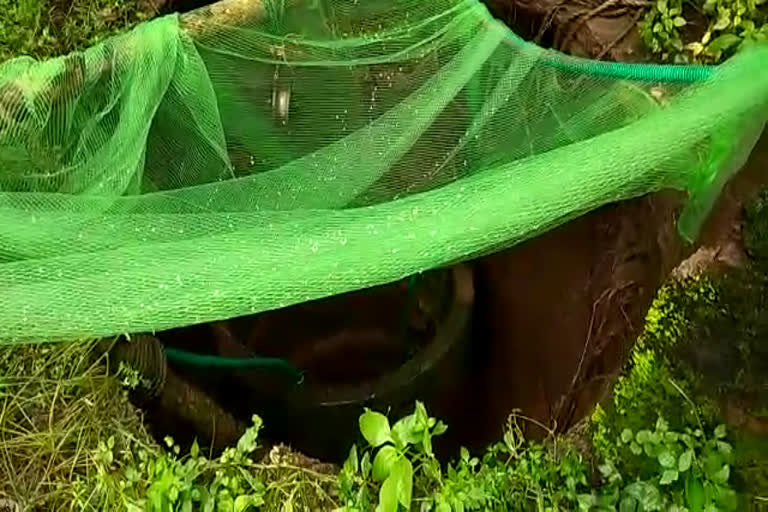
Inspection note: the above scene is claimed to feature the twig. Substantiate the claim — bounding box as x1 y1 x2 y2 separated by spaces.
668 377 706 434
596 8 645 61
559 0 623 51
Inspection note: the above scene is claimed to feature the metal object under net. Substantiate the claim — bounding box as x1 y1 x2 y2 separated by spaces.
0 0 767 343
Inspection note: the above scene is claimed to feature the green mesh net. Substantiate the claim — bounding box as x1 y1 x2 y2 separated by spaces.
0 0 767 343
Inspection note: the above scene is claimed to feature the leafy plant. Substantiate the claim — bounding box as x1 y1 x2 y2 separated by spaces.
95 415 267 512
640 0 768 63
338 400 741 512
338 401 447 512
582 418 737 511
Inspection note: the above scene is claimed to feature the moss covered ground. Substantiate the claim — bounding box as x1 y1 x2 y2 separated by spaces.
0 0 159 63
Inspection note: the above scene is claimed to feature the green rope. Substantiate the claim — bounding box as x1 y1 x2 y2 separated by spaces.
164 274 425 385
164 346 304 384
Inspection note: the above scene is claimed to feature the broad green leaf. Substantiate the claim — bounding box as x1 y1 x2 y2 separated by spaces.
707 33 742 53
678 449 694 472
660 469 679 485
619 496 639 512
630 442 642 455
392 415 420 448
433 421 448 437
360 410 393 448
658 450 676 468
624 481 663 509
392 457 414 507
621 429 633 444
373 446 399 482
578 493 598 511
712 485 738 510
377 475 399 512
716 441 733 457
673 16 687 26
636 430 651 444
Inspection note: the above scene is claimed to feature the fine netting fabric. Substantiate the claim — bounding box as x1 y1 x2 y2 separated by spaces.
0 0 767 343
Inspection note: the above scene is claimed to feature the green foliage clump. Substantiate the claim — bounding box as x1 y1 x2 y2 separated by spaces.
0 0 159 64
640 0 768 63
592 278 721 462
744 189 768 268
0 335 745 512
89 415 336 511
338 402 738 512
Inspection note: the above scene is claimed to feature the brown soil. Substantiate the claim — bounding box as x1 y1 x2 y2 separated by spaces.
465 191 683 445
462 132 768 447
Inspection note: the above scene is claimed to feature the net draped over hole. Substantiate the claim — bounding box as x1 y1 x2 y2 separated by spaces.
0 0 767 343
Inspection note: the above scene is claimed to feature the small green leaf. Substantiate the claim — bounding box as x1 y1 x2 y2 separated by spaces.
659 450 676 468
414 401 429 428
678 449 694 472
630 442 642 455
422 429 434 457
361 451 372 478
372 446 399 482
714 424 727 439
433 421 448 437
621 429 633 444
716 441 733 457
673 16 687 26
461 447 470 462
713 464 730 484
624 481 663 508
344 445 359 474
578 493 598 511
234 495 264 512
636 430 651 444
190 440 199 459
360 410 393 448
713 13 731 31
660 469 679 485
